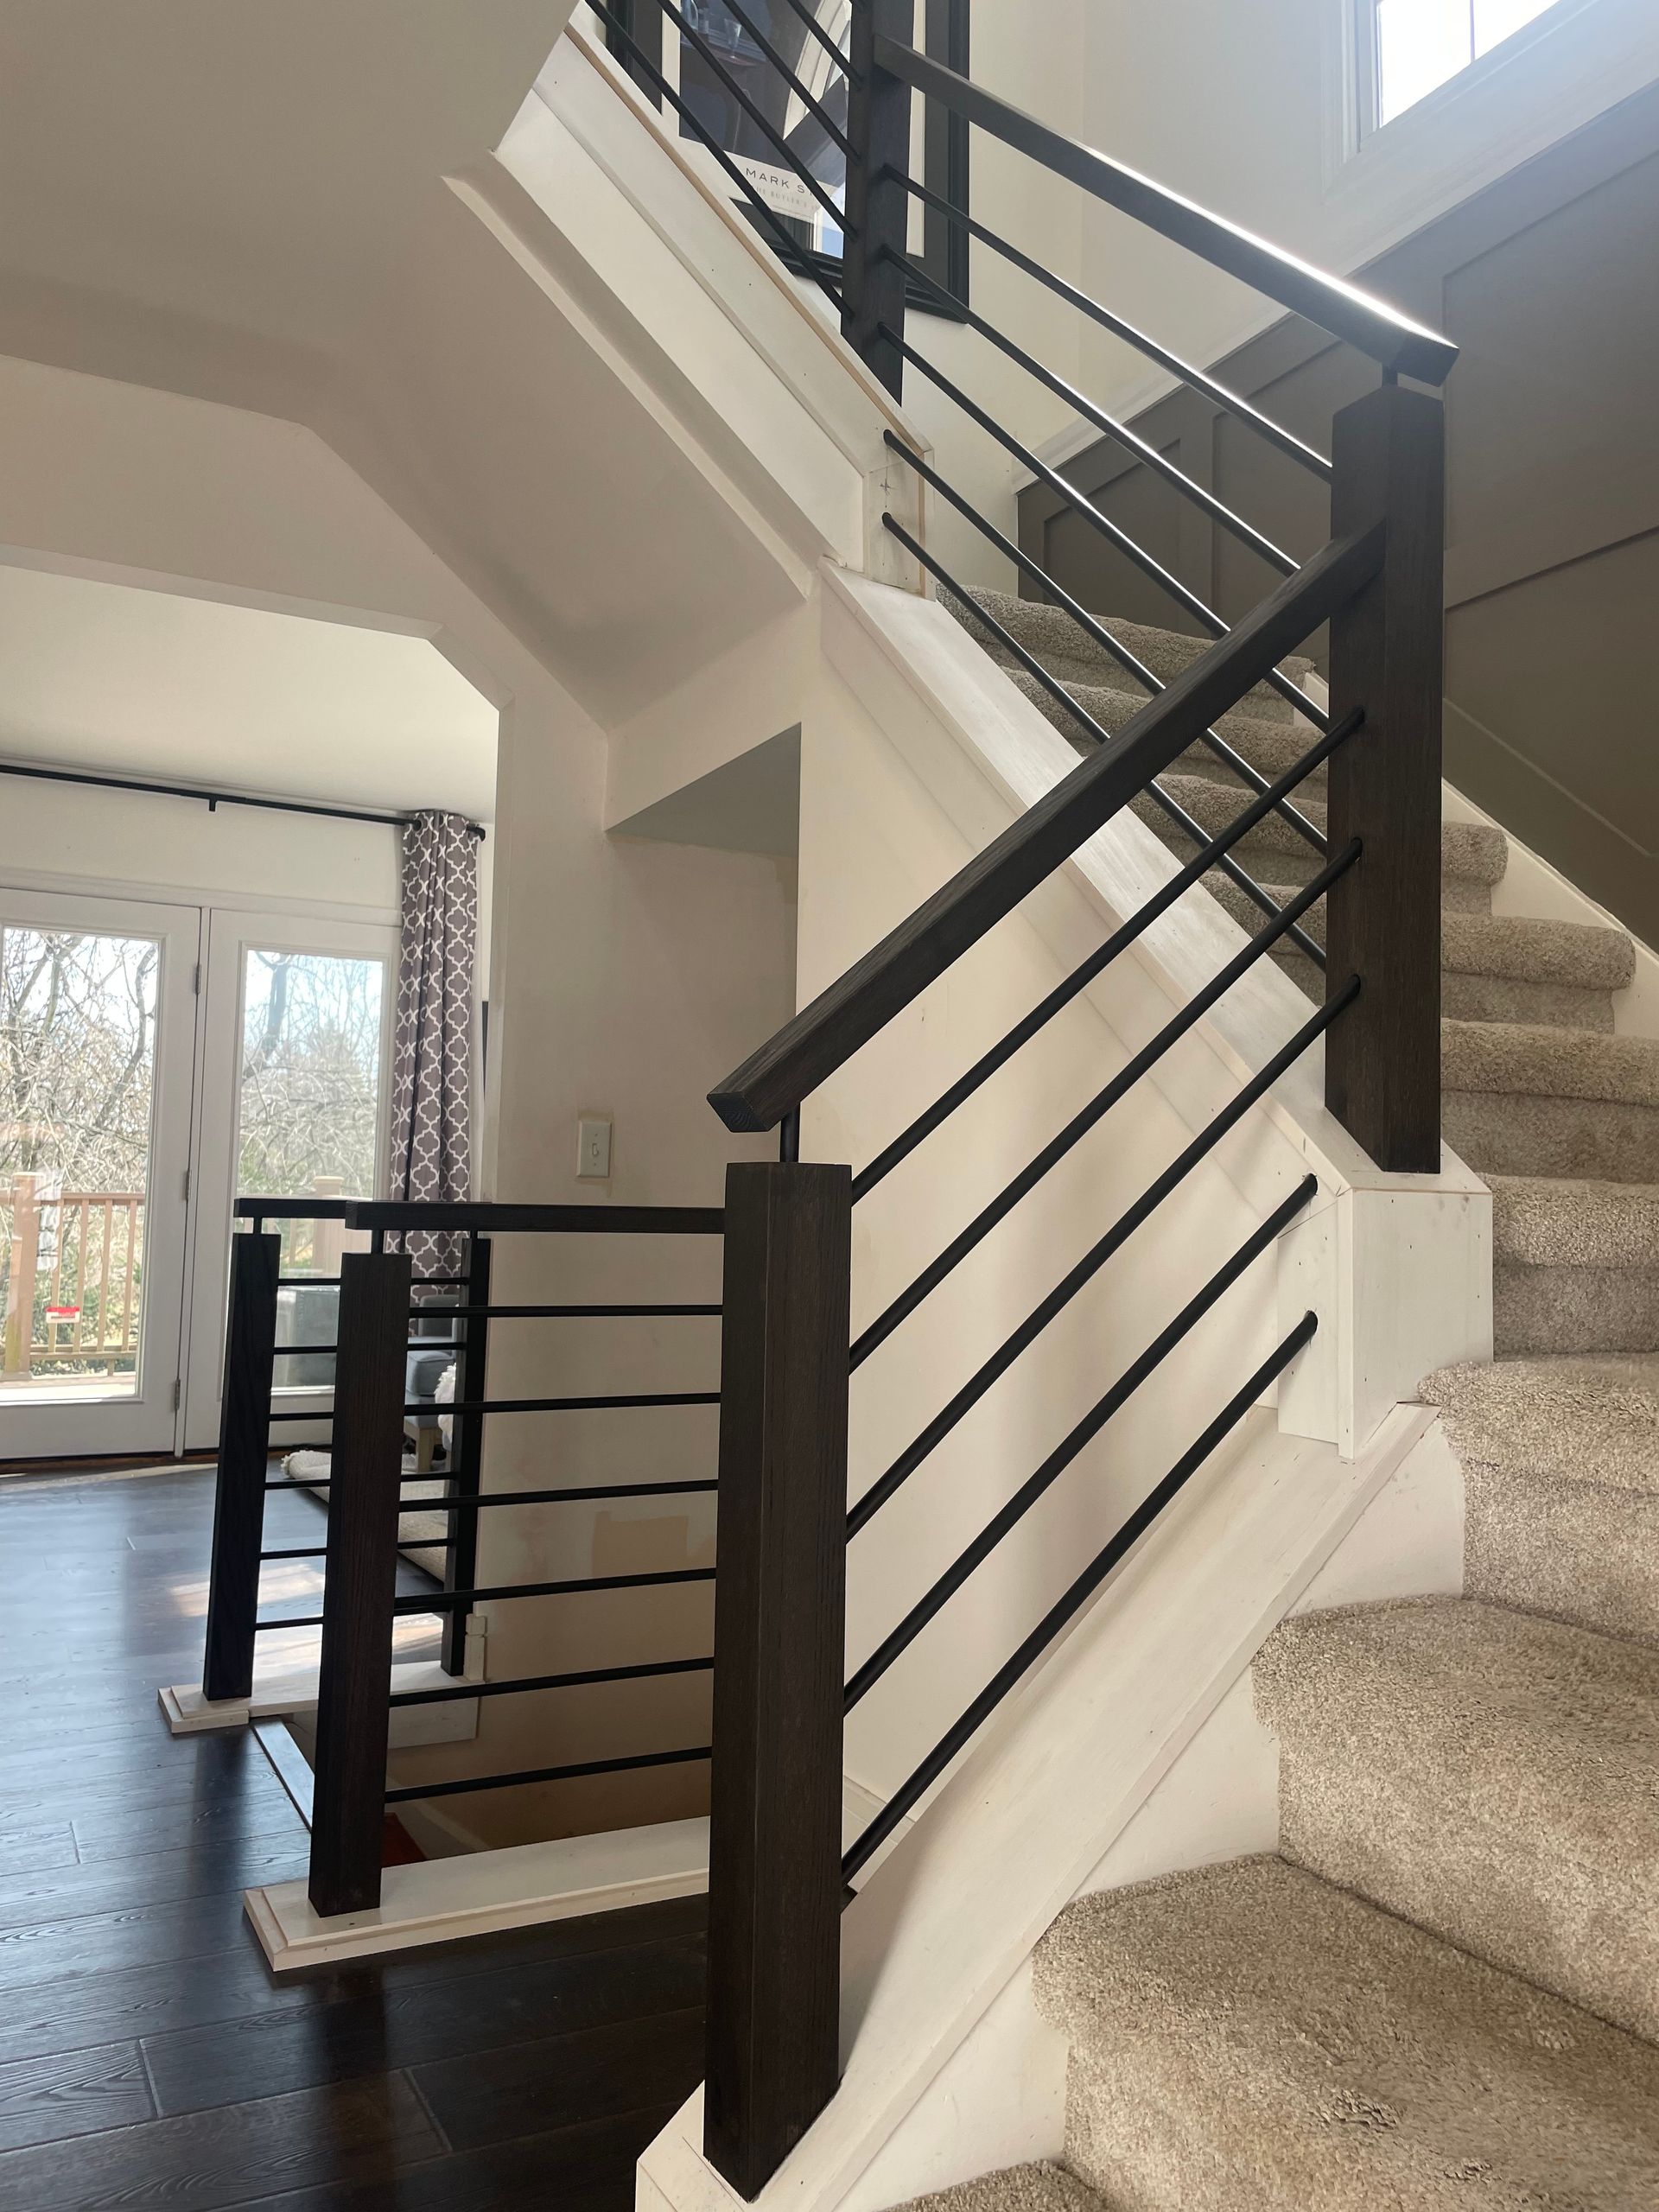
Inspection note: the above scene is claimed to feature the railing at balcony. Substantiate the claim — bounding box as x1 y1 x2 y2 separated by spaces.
201 1195 727 1919
1 1173 145 1383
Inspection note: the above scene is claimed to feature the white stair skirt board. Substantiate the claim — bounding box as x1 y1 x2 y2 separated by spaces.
247 1815 713 1974
161 1655 480 1750
638 1405 1444 2212
245 1778 904 1974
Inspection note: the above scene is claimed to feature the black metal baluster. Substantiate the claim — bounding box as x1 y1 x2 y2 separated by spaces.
441 1234 492 1675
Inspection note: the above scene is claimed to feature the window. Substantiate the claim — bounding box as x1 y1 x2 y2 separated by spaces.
1363 0 1562 130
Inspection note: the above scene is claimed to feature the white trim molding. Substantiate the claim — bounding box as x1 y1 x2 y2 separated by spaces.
1321 0 1659 250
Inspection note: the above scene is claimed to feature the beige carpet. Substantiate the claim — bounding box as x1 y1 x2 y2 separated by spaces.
894 589 1659 2212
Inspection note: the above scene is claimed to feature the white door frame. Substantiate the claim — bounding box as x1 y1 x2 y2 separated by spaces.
0 886 202 1462
181 908 397 1453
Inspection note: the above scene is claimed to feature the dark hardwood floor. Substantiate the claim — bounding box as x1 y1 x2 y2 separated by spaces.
0 1464 706 2209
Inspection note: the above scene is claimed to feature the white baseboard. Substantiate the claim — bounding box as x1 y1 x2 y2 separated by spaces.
161 1655 480 1747
246 1815 712 1973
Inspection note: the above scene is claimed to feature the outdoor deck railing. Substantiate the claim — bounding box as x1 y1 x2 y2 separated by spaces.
1 1173 144 1380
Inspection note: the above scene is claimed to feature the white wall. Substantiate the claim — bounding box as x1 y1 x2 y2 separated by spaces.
0 775 495 1085
1068 0 1659 425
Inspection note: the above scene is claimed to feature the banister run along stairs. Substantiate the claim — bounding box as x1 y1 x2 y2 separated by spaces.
887 593 1659 2209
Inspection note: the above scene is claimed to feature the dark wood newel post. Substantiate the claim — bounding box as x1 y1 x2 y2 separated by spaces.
308 1247 413 1919
203 1229 281 1704
842 0 914 398
1325 379 1446 1173
703 1160 852 2200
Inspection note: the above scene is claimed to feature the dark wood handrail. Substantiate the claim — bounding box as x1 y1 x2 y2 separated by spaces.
342 1200 724 1235
874 35 1459 386
709 523 1384 1133
235 1196 351 1222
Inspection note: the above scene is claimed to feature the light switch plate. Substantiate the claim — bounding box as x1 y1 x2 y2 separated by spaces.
577 1115 613 1181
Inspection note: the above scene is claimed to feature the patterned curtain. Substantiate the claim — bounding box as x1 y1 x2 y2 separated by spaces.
387 812 478 1289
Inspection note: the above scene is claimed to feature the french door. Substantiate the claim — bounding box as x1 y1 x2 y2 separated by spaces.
0 889 200 1460
181 911 396 1452
0 887 395 1464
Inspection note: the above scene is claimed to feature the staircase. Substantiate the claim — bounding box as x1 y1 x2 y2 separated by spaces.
893 594 1659 2208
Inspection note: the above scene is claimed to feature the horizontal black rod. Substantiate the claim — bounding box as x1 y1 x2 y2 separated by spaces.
845 980 1357 1535
389 1655 715 1708
271 1340 467 1358
718 0 851 155
842 1312 1320 1881
849 842 1355 1369
253 1615 327 1631
265 1477 466 1495
238 1198 350 1221
0 757 486 839
893 173 1332 479
871 34 1458 383
885 244 1297 576
709 521 1377 1131
266 1391 717 1423
435 1392 718 1417
886 432 1327 853
886 330 1326 727
853 709 1361 1201
385 1743 711 1805
261 1476 716 1508
590 0 847 315
653 0 849 232
380 1479 721 1511
844 1177 1319 1707
391 1566 716 1613
259 1547 328 1560
438 1303 721 1319
344 1202 724 1235
887 519 1326 965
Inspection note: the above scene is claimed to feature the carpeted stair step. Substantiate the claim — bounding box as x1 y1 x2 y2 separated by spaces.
1136 773 1507 899
950 587 1317 720
1201 880 1626 1030
1491 1174 1659 1352
1254 1596 1659 2040
895 2164 1103 2212
1005 668 1325 790
1423 1357 1659 1643
1033 1854 1659 2211
1443 1019 1659 1182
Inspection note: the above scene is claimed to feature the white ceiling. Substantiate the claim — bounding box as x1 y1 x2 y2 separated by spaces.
0 1 803 725
0 564 499 822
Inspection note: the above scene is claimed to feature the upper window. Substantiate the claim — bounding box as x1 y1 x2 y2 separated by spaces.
1363 0 1561 130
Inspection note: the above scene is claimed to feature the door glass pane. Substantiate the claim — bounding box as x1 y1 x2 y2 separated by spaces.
0 924 161 1405
236 950 386 1385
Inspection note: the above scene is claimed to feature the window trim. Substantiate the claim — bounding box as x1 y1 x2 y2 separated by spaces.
1350 0 1591 152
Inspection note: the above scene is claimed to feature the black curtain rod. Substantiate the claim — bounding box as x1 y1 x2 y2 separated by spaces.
0 758 487 842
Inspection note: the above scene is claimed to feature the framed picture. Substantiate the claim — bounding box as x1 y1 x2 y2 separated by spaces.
599 1 971 311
